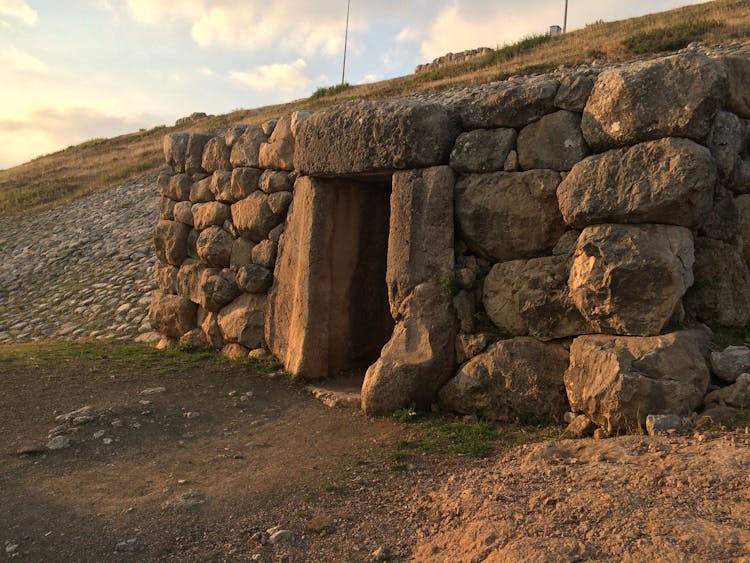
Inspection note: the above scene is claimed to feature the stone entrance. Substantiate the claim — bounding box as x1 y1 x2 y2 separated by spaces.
266 175 394 379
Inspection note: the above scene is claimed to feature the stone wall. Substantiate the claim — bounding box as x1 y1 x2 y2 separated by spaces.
154 47 750 433
414 47 492 74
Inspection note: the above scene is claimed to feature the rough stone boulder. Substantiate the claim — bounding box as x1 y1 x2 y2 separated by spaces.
581 52 726 151
251 239 277 269
483 254 593 340
191 202 230 230
517 110 589 171
230 125 267 168
564 330 711 433
173 201 193 226
236 264 273 294
259 114 295 171
195 226 233 268
386 166 454 316
568 224 694 336
707 111 746 183
455 170 565 261
190 177 214 203
454 76 559 129
198 309 224 348
259 170 292 194
449 129 516 173
362 282 458 415
163 133 189 173
705 374 750 409
438 337 570 422
230 237 254 268
149 291 197 338
154 220 190 266
558 138 716 228
158 173 192 202
736 194 750 265
231 191 292 242
231 168 261 200
723 54 750 119
209 170 233 202
159 197 175 220
218 293 266 349
554 73 595 112
684 237 750 327
198 268 241 312
154 262 179 295
294 99 459 175
185 133 214 175
201 136 231 172
711 346 750 383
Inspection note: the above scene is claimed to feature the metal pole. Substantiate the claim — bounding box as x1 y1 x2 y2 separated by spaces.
563 0 568 33
342 0 350 85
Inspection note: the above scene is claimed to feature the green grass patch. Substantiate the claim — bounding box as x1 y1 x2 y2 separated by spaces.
0 182 80 215
622 19 724 54
392 410 560 458
97 158 161 185
310 83 353 100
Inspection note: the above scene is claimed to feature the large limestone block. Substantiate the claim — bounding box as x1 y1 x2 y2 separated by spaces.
723 54 750 118
569 224 694 336
449 129 516 173
191 202 230 230
259 114 295 171
557 138 716 228
362 282 458 415
158 173 192 202
483 254 593 340
218 293 266 349
684 237 750 327
565 331 711 432
266 176 393 379
149 291 197 338
736 194 750 265
438 337 570 422
387 166 455 316
195 226 233 268
455 170 565 261
201 136 231 172
711 345 750 383
294 99 459 175
185 133 214 175
230 125 267 168
455 76 559 129
582 52 727 151
705 374 750 408
177 262 238 312
209 170 233 202
163 133 188 172
154 220 190 266
517 110 589 171
231 191 291 242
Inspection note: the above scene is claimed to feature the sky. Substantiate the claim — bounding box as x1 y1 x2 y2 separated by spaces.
0 0 709 169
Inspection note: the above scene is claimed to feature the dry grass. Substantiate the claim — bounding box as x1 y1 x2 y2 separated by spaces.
1 0 748 217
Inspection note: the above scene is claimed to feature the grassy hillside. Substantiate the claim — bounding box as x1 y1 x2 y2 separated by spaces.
1 0 748 217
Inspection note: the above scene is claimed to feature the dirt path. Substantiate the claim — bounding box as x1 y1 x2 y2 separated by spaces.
1 343 748 562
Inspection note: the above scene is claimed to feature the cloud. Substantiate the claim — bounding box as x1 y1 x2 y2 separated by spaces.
361 73 381 84
1 46 46 72
0 19 9 28
199 66 214 77
395 26 419 43
229 59 311 93
0 107 160 169
0 0 37 26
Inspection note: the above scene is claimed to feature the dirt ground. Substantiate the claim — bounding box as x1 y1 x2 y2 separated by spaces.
1 343 748 562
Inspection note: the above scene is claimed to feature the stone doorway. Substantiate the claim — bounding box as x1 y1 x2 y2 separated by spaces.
266 175 394 379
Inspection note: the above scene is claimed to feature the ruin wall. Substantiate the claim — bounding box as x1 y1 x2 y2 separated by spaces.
152 48 750 434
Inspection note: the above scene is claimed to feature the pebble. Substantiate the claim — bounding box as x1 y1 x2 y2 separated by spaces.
0 174 160 344
46 435 71 450
140 387 166 395
268 529 294 544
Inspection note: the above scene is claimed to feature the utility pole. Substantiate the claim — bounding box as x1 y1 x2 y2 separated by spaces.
563 0 568 33
341 0 351 85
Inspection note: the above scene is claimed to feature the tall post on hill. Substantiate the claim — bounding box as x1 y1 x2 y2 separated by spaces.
342 0 351 86
563 0 568 33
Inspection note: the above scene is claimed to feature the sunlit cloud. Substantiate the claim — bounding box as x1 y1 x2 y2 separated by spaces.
395 26 419 43
361 73 382 83
199 66 214 77
1 46 46 72
229 59 312 94
0 0 37 27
